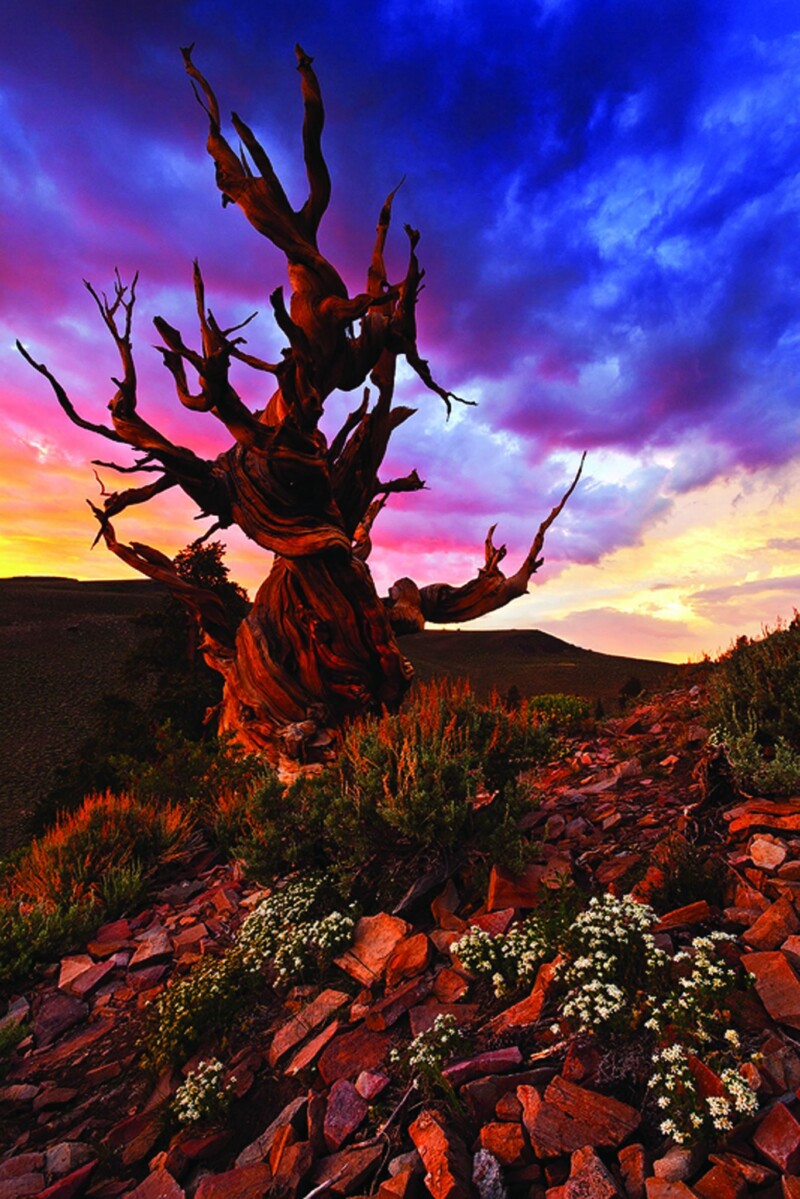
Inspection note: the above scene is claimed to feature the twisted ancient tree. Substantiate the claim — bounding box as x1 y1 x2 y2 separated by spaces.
19 47 583 763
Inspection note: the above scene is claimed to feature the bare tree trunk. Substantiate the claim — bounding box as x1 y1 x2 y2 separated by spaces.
19 46 582 765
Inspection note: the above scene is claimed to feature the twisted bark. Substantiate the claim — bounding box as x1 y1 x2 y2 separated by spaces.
20 48 582 763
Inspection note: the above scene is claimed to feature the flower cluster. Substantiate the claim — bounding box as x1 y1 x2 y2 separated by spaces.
171 1058 236 1126
643 933 739 1043
389 1013 465 1096
142 872 356 1070
143 950 250 1073
558 893 668 1033
453 917 550 997
237 874 356 982
648 1045 758 1144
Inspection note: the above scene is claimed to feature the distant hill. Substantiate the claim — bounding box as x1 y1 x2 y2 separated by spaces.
398 627 682 710
0 578 683 851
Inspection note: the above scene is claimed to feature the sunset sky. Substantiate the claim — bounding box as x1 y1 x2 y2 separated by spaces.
2 0 799 663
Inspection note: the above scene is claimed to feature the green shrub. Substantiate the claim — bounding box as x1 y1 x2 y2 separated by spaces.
707 615 800 795
112 723 269 815
644 835 728 914
0 1018 30 1078
237 678 556 896
0 898 99 987
10 791 200 906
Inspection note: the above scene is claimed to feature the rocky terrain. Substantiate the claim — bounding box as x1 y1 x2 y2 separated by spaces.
3 684 800 1198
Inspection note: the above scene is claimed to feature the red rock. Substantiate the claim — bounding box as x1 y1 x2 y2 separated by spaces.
784 1179 800 1198
468 908 515 937
686 1055 727 1099
433 968 470 1003
618 1144 647 1199
0 1173 44 1198
519 1077 639 1158
652 1147 701 1183
478 1122 530 1167
285 1020 342 1076
431 881 465 931
743 896 800 950
104 1109 163 1166
377 1168 416 1199
129 929 173 968
561 1146 621 1198
120 1169 184 1199
235 1095 307 1167
161 1130 232 1177
67 959 117 1000
752 1101 800 1173
708 1152 776 1188
462 1070 556 1123
85 1061 122 1087
304 1144 383 1196
408 1004 479 1037
323 1078 368 1151
409 1109 476 1199
562 1042 601 1085
268 989 350 1065
365 976 433 1031
0 1160 43 1183
743 951 800 1027
750 835 788 869
268 1137 313 1197
653 900 712 931
93 917 132 942
33 993 88 1047
334 913 410 985
728 801 800 835
486 864 545 911
385 933 433 987
33 1086 79 1112
693 1163 746 1199
782 934 800 969
443 1046 523 1087
355 1070 390 1100
495 1091 523 1120
58 955 95 992
0 1085 40 1106
194 1163 273 1199
483 958 560 1035
429 930 461 955
644 1183 697 1198
317 1024 391 1084
128 964 170 993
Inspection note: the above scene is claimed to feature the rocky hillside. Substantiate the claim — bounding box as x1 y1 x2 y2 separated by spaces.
3 684 800 1198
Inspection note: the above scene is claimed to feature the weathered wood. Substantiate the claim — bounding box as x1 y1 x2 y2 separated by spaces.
20 48 582 763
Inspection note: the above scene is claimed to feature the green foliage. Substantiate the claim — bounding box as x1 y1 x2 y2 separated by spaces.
0 898 99 988
234 678 556 897
525 693 592 730
707 614 800 795
111 722 269 814
0 791 199 988
644 835 728 914
0 1018 30 1078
